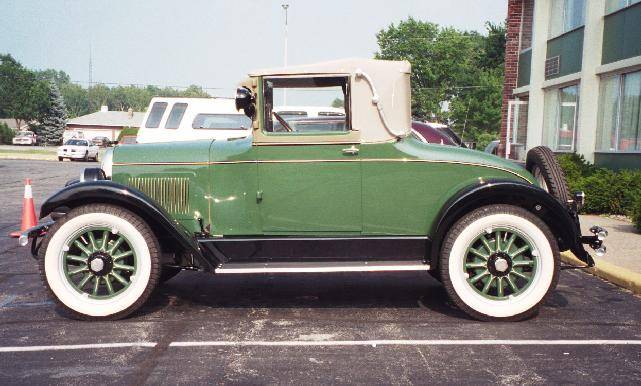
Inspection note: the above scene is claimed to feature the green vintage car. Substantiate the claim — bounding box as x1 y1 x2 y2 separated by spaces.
19 59 606 321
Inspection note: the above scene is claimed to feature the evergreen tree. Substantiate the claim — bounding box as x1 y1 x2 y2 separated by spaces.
39 80 68 145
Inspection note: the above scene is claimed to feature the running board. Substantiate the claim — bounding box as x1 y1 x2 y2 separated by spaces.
216 260 431 274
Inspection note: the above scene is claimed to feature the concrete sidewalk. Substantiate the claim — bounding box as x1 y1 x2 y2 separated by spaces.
580 214 640 274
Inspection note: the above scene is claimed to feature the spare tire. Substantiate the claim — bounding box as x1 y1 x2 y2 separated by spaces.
526 146 571 205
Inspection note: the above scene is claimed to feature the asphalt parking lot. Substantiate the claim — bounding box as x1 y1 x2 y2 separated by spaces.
1 159 641 384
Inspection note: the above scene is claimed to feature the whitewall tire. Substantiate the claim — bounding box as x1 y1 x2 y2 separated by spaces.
38 204 161 320
439 205 559 321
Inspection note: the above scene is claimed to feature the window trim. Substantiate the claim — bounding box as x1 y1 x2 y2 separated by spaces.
164 102 188 130
261 75 352 137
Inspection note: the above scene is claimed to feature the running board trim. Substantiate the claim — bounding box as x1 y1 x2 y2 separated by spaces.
216 260 431 274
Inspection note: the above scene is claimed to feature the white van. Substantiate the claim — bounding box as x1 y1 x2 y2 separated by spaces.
136 97 252 144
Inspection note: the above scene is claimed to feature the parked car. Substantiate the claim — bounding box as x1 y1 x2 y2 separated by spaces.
135 97 252 144
12 130 37 146
411 121 464 147
57 139 99 162
19 59 606 322
92 137 112 147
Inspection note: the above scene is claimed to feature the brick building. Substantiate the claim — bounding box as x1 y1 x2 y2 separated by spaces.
500 0 641 169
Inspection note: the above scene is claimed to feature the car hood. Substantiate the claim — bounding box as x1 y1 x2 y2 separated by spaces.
397 137 536 184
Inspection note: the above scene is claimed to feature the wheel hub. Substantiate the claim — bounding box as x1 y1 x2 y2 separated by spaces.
87 253 113 276
487 252 513 277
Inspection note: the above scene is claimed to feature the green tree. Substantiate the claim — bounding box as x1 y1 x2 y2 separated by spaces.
375 18 506 144
39 80 68 145
0 54 50 129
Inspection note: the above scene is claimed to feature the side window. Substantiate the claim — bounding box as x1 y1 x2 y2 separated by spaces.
192 114 252 130
145 102 168 128
263 76 349 134
165 103 188 129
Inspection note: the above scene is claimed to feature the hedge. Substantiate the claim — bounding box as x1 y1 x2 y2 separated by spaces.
558 153 641 231
116 127 138 142
0 122 15 144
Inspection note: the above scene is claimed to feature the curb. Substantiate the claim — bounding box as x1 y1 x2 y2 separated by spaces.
561 252 641 294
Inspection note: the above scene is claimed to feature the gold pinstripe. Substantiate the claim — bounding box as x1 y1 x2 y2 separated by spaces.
114 158 530 182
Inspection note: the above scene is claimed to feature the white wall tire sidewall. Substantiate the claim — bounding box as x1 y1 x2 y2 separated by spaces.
44 212 152 317
448 213 554 318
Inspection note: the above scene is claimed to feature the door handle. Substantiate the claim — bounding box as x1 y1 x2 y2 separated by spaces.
342 145 359 156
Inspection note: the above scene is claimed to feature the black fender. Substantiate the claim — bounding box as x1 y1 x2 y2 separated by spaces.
39 180 214 271
429 179 591 269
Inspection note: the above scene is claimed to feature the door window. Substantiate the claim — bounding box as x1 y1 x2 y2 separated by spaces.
263 76 349 134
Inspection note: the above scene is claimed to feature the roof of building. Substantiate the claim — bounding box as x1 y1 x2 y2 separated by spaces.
67 111 145 128
0 118 29 130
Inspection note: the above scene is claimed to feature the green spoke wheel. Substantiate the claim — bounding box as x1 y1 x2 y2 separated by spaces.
62 227 138 299
463 227 537 300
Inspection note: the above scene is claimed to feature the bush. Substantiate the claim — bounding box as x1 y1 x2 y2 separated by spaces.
0 122 15 144
633 196 641 231
116 127 138 142
557 153 641 221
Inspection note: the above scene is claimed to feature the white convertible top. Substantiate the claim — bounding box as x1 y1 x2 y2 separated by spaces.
249 58 412 143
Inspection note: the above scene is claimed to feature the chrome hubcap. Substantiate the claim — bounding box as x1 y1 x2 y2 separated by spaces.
90 258 104 272
494 258 509 273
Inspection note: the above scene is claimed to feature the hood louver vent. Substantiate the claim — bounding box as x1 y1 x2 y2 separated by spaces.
127 177 190 215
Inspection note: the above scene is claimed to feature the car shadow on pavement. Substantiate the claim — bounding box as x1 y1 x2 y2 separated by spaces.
129 270 477 320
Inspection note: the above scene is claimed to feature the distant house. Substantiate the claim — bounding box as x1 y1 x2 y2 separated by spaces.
64 106 144 142
0 118 30 132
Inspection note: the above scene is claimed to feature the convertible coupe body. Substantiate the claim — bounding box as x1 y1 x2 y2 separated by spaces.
21 59 606 321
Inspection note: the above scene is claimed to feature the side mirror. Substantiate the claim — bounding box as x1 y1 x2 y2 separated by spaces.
235 87 256 119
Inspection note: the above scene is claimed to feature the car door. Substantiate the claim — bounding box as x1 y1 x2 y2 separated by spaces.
255 75 362 233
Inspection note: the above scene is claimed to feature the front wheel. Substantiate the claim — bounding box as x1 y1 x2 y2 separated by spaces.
439 205 559 322
38 204 161 320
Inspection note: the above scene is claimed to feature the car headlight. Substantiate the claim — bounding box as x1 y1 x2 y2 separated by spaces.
101 147 113 178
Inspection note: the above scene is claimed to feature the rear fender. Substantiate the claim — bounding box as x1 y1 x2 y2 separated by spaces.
39 180 214 271
429 179 590 269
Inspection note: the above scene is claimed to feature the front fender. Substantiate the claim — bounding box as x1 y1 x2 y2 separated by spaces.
40 180 213 271
430 179 592 268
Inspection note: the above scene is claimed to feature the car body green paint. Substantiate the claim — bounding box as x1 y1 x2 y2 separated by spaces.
110 131 536 237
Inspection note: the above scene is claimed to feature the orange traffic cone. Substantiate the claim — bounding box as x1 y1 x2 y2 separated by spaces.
9 179 37 238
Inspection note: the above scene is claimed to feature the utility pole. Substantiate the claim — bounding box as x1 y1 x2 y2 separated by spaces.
88 43 93 111
282 4 289 105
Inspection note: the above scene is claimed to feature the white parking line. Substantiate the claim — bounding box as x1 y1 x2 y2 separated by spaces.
2 339 641 353
0 342 157 353
170 339 641 347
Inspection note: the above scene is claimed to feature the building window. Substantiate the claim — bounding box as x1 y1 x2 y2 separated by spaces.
597 71 641 152
605 0 641 14
543 84 580 152
549 0 586 38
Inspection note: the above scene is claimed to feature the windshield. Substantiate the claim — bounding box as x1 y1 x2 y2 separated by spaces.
16 131 33 137
65 139 88 146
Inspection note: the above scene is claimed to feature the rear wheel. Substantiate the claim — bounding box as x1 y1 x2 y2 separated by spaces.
526 146 571 205
58 157 63 162
439 205 559 321
38 204 161 320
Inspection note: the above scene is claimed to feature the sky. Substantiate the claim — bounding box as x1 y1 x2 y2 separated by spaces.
0 0 508 98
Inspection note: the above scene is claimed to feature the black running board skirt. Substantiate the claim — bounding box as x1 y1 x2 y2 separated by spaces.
198 236 430 264
216 260 431 274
